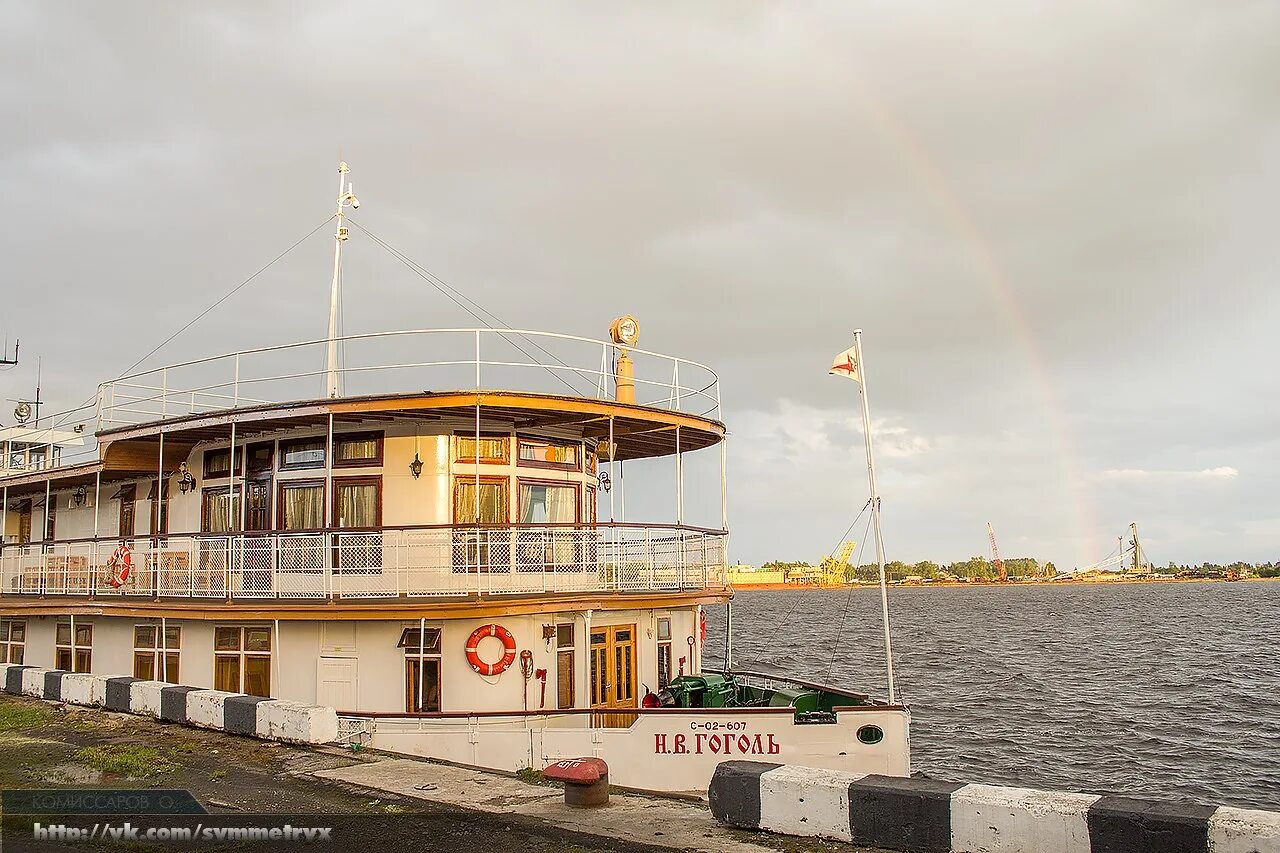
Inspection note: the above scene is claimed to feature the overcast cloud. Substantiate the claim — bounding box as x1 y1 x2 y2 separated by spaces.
2 1 1277 568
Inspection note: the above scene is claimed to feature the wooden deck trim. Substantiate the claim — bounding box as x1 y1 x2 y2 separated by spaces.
0 589 730 620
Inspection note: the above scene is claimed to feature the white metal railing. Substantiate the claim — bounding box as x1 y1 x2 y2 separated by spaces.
96 328 721 429
0 524 727 600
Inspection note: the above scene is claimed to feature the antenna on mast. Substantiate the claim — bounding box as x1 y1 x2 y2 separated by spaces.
326 161 360 398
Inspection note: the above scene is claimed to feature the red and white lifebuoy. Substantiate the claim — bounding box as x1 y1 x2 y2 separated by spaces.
465 624 517 676
108 543 132 589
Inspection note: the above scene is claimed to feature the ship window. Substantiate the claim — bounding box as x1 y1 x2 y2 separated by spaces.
213 626 272 697
455 433 509 465
44 495 57 541
517 439 579 470
55 621 92 673
201 488 242 533
147 481 170 535
279 437 326 470
203 447 242 479
518 482 577 524
397 627 442 654
246 442 275 476
334 477 381 529
557 624 575 709
657 618 672 690
278 481 325 531
333 431 383 468
118 485 136 538
453 478 508 525
403 627 442 713
133 624 180 683
857 725 885 745
0 620 25 664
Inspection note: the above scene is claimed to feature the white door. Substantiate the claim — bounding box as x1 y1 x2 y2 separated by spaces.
316 656 358 710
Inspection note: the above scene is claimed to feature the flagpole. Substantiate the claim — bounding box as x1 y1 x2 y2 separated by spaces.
852 329 897 704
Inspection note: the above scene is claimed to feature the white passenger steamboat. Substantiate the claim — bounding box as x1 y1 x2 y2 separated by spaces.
0 165 909 793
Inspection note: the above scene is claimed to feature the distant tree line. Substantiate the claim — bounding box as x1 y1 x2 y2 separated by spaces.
759 558 1280 580
762 556 1058 582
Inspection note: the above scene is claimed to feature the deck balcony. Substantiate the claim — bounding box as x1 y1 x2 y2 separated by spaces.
0 523 727 601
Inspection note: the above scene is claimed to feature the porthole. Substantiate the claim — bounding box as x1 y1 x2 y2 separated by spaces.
856 724 884 745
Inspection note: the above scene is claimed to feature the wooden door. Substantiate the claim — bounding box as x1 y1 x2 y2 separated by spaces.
590 624 637 727
316 656 358 710
245 480 271 531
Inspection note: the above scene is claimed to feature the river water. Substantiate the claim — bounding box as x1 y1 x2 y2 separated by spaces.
701 581 1280 810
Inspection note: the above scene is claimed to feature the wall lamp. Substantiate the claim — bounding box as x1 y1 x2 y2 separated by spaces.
409 453 424 480
176 462 197 494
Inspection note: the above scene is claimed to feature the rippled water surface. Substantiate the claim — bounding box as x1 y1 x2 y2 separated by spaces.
702 582 1280 810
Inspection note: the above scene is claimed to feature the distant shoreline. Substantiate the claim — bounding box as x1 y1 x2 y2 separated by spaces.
729 576 1280 591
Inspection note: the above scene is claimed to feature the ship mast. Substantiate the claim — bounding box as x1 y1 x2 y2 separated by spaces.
851 329 897 704
326 162 360 398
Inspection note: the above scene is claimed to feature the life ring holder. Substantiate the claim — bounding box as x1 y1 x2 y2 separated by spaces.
108 543 132 589
466 624 517 676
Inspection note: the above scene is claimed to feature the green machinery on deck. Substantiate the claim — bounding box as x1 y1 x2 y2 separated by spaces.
660 667 877 723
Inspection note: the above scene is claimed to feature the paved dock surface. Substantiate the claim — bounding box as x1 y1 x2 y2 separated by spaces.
1 694 884 852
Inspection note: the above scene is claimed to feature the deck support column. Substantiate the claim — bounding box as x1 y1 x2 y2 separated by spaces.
226 422 236 600
91 470 101 597
156 430 164 597
1 484 6 569
325 413 334 600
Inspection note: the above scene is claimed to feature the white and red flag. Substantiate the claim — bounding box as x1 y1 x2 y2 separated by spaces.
829 347 860 381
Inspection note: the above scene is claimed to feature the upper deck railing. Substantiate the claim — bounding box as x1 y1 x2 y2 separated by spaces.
96 329 722 429
0 523 727 601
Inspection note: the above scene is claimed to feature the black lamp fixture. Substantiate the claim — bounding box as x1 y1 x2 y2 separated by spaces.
409 452 424 480
176 461 197 494
72 485 88 507
598 471 611 493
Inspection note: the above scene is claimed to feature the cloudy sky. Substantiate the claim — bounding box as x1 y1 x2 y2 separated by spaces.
2 2 1277 568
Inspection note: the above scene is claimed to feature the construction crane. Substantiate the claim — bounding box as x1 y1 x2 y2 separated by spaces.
987 521 1007 582
1069 523 1153 575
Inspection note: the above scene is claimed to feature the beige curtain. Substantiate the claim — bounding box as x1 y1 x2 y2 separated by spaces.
337 483 378 528
281 485 324 530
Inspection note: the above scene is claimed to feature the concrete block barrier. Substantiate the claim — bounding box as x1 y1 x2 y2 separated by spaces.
59 673 100 706
256 699 339 744
103 676 137 712
186 689 238 730
3 664 30 695
709 761 1280 853
21 667 49 698
0 664 338 746
129 679 168 717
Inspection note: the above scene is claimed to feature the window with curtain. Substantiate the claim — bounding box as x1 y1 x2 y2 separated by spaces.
453 478 508 525
517 438 579 469
557 624 575 709
278 481 324 530
201 489 242 533
214 626 271 697
133 625 180 683
518 483 578 524
335 478 380 529
455 433 509 464
203 447 241 478
279 437 325 470
333 431 383 467
0 620 25 664
56 621 92 672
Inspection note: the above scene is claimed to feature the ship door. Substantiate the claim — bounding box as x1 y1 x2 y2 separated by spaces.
590 624 637 728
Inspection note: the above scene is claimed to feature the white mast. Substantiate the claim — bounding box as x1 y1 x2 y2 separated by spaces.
326 162 360 398
851 329 897 704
